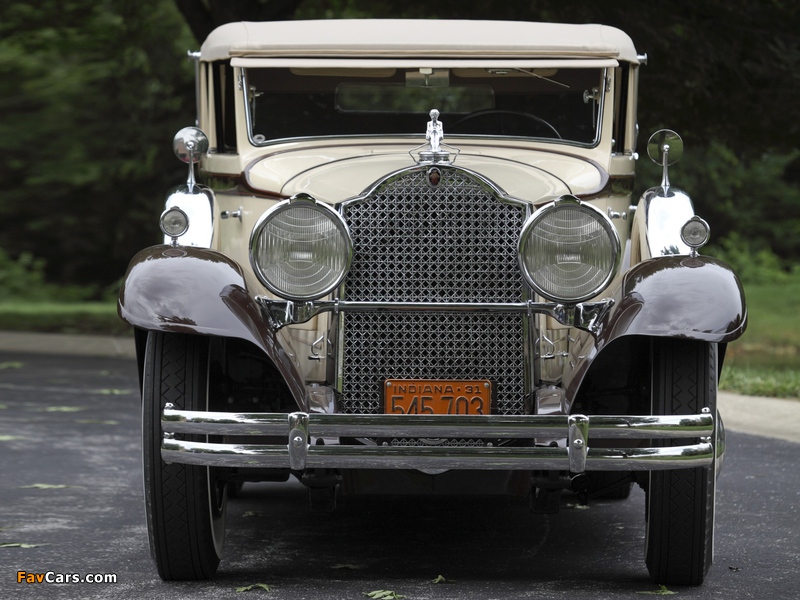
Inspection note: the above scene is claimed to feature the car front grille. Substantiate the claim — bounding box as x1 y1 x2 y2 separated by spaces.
339 166 529 418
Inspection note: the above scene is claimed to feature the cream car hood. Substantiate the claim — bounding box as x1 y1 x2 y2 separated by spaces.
245 144 605 204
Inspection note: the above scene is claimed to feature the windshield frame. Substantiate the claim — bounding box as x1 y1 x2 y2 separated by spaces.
238 62 611 150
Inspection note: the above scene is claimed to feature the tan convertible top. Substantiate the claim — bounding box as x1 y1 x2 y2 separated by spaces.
200 19 640 64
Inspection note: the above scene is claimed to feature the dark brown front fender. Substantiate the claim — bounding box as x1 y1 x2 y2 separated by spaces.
602 255 747 345
118 245 306 408
566 255 747 406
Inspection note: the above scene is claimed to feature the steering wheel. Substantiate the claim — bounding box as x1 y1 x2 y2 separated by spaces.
450 109 562 139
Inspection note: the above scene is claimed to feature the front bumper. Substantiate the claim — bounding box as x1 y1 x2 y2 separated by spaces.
161 407 715 473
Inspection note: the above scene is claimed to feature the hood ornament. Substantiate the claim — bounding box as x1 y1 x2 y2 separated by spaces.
411 109 459 164
427 108 444 152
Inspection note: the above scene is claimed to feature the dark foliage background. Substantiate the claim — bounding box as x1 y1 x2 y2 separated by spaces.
1 0 798 293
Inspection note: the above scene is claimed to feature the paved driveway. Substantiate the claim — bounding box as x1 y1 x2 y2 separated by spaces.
0 339 798 599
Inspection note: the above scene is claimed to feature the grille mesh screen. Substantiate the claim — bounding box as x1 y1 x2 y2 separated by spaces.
340 167 528 415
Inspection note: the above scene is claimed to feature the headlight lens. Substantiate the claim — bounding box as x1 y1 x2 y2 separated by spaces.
519 196 620 303
250 194 352 300
680 215 710 249
160 207 189 238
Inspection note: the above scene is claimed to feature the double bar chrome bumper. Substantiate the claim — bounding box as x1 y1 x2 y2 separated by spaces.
161 407 714 473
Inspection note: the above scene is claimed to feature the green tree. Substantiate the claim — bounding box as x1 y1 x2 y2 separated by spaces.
175 0 304 43
0 0 195 287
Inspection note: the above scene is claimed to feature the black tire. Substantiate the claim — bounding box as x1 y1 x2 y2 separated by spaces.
645 338 716 586
586 472 633 500
142 332 226 580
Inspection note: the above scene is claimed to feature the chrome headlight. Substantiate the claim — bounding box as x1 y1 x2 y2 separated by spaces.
160 206 189 239
519 196 620 303
250 194 352 301
680 215 710 250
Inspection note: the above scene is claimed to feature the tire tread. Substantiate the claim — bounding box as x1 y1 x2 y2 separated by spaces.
646 338 715 586
143 332 222 580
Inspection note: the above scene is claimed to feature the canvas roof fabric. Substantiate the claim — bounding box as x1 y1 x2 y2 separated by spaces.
200 20 640 64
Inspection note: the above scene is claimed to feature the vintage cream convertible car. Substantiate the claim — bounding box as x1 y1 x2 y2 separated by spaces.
119 20 747 585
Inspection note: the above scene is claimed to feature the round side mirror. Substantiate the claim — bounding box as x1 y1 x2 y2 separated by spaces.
173 127 209 164
647 129 683 166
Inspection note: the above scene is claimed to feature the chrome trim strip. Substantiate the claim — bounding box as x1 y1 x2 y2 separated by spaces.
257 297 615 335
161 410 714 473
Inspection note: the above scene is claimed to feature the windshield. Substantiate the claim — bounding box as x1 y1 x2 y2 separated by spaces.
244 67 606 146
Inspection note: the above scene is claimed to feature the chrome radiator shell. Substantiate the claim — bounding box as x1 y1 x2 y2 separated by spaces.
337 165 531 417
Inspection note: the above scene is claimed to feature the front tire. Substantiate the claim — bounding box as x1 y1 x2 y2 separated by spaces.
645 338 716 585
586 472 633 500
142 332 226 580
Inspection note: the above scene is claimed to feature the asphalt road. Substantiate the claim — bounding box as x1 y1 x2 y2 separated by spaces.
0 348 798 599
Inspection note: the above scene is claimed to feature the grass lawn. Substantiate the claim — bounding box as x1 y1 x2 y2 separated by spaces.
0 301 130 336
720 277 800 399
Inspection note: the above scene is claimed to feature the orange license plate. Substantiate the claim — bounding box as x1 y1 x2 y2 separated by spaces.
384 379 492 415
